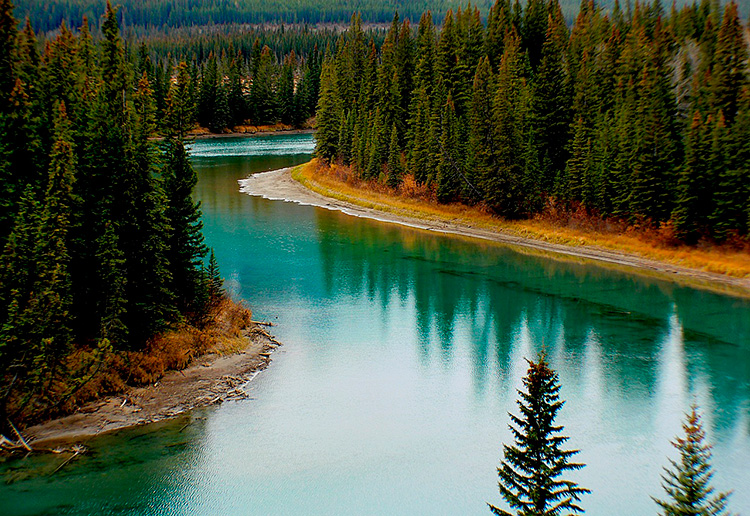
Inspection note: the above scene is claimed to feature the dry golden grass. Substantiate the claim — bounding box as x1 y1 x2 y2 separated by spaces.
67 299 253 409
294 159 750 280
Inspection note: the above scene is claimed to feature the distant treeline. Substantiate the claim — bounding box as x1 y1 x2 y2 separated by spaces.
14 0 494 32
133 36 324 132
316 0 750 243
13 0 747 34
0 0 215 427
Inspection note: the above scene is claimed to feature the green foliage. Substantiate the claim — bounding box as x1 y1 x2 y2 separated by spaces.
315 58 343 161
0 1 220 425
206 249 224 305
653 406 733 516
163 137 208 317
313 0 750 242
489 354 589 516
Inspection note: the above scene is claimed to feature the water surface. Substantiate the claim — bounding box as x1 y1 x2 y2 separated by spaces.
2 133 749 515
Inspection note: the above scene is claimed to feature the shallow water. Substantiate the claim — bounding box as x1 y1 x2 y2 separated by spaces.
2 133 749 515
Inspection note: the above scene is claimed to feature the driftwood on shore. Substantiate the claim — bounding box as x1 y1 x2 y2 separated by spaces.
3 322 282 450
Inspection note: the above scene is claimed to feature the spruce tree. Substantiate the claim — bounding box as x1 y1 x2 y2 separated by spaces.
467 56 496 203
249 45 278 125
165 62 194 139
315 58 342 162
532 3 571 193
163 137 207 316
707 1 747 125
653 406 733 516
489 354 589 516
436 96 462 203
387 124 403 189
206 248 224 306
0 0 17 114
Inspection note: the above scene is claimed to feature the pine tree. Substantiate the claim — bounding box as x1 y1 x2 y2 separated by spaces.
489 354 589 516
206 248 224 305
249 45 278 125
278 51 297 125
227 50 246 126
653 406 733 516
488 31 528 217
707 1 747 125
315 58 342 162
407 85 432 185
467 56 496 203
165 62 195 139
532 3 571 193
120 74 175 344
436 95 462 203
163 137 207 315
522 0 549 72
386 124 403 189
0 0 17 114
673 112 711 242
198 52 220 131
485 0 513 70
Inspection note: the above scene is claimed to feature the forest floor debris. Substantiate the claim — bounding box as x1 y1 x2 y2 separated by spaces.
15 324 280 449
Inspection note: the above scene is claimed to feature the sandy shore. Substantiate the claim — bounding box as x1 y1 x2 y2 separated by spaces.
20 325 280 448
240 167 750 296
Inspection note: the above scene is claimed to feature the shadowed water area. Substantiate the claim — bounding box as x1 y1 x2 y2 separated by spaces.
2 133 749 515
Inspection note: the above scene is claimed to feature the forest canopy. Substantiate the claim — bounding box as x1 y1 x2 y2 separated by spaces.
12 0 748 33
315 0 750 244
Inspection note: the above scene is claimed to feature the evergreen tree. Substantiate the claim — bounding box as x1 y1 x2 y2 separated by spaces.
227 50 246 126
467 56 496 203
249 45 278 125
0 0 17 114
165 62 195 139
521 0 549 72
485 0 513 70
386 124 403 189
436 95 462 203
163 137 207 315
532 3 571 193
407 85 433 185
489 354 589 516
315 58 342 162
707 1 747 125
278 51 297 125
653 406 733 516
206 248 224 305
488 31 529 217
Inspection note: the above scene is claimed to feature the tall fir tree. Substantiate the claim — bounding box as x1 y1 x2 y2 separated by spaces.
163 137 207 316
653 406 733 516
489 354 589 516
315 57 342 162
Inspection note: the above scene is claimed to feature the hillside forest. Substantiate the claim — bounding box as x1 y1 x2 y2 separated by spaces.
315 0 750 244
0 0 221 430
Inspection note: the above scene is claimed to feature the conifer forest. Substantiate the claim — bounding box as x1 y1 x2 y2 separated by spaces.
0 0 215 430
315 0 750 244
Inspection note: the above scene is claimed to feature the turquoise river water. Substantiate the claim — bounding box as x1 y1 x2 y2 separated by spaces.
2 133 749 515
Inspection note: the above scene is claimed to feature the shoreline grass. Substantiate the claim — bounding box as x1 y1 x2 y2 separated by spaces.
293 159 750 281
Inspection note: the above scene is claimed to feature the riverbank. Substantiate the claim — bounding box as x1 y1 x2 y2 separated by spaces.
8 304 281 449
239 161 750 297
188 124 314 139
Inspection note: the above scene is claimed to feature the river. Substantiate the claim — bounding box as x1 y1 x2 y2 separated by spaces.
2 133 749 515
